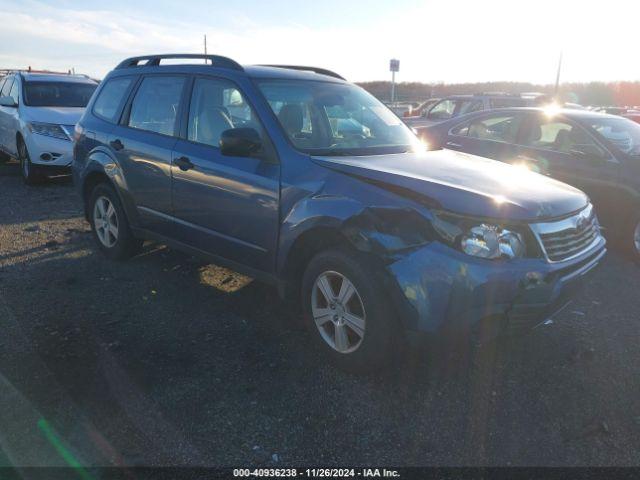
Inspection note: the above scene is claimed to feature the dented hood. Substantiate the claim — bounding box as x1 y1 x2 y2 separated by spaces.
313 149 588 221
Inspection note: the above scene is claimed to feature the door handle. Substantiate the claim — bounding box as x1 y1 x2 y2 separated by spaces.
446 141 462 148
110 139 124 151
174 156 194 171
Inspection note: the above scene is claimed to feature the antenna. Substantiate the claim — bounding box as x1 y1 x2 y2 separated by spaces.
204 35 208 65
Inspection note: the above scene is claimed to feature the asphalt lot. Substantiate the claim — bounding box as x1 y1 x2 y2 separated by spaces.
1 160 640 468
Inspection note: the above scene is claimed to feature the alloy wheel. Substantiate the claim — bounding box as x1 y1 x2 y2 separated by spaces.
311 271 366 354
93 196 119 248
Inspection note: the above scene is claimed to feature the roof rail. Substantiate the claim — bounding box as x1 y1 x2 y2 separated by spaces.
258 65 345 80
115 54 243 71
1 68 74 76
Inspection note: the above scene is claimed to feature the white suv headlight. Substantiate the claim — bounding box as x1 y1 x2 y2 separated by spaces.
27 122 72 141
461 224 525 260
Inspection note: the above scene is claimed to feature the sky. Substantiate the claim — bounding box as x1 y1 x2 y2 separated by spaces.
0 0 638 84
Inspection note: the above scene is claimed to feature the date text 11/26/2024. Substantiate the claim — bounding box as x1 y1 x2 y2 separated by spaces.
233 468 401 477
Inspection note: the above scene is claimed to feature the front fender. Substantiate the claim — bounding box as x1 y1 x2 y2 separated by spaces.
277 192 436 274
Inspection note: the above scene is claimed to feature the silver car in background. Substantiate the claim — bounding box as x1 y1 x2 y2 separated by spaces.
0 71 97 184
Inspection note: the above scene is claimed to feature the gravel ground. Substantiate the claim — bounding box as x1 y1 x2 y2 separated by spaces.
1 161 640 468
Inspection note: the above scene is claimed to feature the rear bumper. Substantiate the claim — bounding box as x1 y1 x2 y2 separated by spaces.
386 238 607 341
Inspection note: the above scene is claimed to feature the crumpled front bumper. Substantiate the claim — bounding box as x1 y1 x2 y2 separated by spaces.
385 238 607 341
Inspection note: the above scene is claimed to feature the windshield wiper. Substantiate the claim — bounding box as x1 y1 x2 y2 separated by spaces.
308 146 411 157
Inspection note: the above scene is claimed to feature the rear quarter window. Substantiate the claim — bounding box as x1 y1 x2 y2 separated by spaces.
92 77 135 123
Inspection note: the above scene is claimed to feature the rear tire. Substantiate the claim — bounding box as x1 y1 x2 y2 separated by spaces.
301 248 400 373
17 138 42 185
88 183 143 260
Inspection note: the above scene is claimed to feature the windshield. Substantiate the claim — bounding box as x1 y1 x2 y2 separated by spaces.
257 79 421 156
23 81 97 107
586 116 640 155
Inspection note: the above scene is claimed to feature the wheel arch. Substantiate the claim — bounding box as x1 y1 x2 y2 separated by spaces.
280 225 354 300
277 193 435 307
82 170 112 218
80 149 136 225
15 131 26 159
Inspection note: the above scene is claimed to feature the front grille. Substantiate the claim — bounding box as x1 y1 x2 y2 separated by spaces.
531 204 602 262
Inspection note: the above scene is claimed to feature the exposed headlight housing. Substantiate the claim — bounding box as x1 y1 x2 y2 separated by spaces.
433 212 529 260
27 122 73 141
461 224 525 260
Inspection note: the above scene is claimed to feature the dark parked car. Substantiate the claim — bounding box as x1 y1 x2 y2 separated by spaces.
402 98 440 118
73 55 606 371
404 93 548 129
418 107 640 260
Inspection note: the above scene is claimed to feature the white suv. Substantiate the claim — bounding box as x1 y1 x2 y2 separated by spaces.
0 71 97 184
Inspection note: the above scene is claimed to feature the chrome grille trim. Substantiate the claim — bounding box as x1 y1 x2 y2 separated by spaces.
530 204 604 263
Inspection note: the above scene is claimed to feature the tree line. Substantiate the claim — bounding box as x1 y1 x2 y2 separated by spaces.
357 81 640 107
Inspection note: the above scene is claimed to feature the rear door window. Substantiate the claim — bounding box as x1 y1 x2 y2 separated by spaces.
93 77 134 123
128 76 185 136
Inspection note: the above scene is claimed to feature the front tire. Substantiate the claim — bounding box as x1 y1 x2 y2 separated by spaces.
88 183 142 260
301 249 399 373
17 138 42 185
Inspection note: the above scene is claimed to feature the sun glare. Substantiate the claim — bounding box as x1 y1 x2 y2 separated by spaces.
542 102 562 117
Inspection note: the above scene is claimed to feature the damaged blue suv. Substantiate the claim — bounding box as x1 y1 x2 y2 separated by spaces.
73 54 606 371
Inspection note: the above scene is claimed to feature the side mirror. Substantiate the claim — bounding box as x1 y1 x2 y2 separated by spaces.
0 96 17 108
220 127 262 157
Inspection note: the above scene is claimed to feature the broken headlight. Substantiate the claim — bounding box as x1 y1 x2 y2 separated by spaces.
460 224 525 260
433 213 528 260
